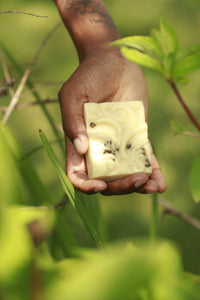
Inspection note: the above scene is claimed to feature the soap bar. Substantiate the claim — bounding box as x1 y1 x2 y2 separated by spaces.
84 101 152 181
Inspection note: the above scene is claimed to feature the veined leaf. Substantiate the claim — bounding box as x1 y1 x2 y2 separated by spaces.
111 35 163 59
121 47 164 74
169 119 185 134
190 154 200 203
173 52 200 77
39 130 105 247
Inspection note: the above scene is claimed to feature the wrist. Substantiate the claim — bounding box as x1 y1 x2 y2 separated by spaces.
55 0 121 61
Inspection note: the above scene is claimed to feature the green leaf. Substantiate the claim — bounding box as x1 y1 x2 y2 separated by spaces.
190 154 200 203
120 47 164 74
111 35 163 59
160 17 179 54
39 130 105 247
163 53 176 78
173 52 200 77
169 119 185 134
177 44 200 61
151 18 178 57
48 242 187 300
1 124 53 206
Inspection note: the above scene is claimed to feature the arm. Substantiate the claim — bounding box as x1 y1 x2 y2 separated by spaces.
54 0 121 62
54 0 167 195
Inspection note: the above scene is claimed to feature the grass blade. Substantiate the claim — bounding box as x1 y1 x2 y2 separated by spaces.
39 129 105 248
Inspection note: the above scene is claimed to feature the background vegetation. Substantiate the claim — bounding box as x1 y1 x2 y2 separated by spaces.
0 0 200 298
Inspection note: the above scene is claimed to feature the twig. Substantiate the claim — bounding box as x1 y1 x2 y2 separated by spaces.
0 98 58 113
2 21 61 125
184 131 200 140
159 197 200 231
0 11 48 18
0 50 15 97
168 81 200 132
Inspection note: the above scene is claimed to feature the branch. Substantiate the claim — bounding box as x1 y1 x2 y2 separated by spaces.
2 21 61 125
159 197 200 231
0 11 48 18
184 131 200 140
0 50 15 97
168 81 200 132
0 98 58 113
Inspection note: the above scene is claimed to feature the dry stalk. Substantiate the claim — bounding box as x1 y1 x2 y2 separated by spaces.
0 50 15 97
0 11 48 18
159 197 200 231
2 21 62 125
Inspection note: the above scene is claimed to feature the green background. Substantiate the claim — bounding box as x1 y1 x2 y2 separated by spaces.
0 0 200 273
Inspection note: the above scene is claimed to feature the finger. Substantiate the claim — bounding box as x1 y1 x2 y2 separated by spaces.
59 82 88 155
138 144 167 194
101 173 149 195
66 137 107 193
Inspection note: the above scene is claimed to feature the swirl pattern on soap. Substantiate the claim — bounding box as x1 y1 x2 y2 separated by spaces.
84 102 152 180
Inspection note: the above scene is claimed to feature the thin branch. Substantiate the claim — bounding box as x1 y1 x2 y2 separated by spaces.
0 50 15 97
0 11 48 18
159 197 200 231
168 81 200 132
0 98 58 113
184 131 200 140
2 22 61 125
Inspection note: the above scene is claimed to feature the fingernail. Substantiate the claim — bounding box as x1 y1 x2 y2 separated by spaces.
74 138 86 154
134 181 145 189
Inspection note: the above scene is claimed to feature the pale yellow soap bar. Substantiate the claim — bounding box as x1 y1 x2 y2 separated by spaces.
84 101 152 181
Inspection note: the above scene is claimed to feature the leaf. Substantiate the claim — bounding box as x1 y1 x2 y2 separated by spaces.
177 44 200 61
160 17 179 54
163 53 176 78
48 242 186 300
173 52 200 77
1 124 53 206
120 47 164 74
111 35 163 59
190 154 200 203
151 18 178 56
39 130 105 247
169 119 185 134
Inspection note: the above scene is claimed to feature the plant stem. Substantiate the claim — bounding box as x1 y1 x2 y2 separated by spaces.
184 131 200 140
168 81 200 132
150 193 158 241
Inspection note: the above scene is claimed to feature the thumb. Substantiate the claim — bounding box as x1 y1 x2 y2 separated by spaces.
63 112 88 155
59 95 88 156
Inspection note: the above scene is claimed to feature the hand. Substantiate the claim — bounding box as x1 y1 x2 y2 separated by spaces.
59 47 167 195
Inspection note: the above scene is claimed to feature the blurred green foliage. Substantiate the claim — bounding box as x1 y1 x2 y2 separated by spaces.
0 0 200 299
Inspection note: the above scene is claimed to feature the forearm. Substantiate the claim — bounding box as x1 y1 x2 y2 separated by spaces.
54 0 121 61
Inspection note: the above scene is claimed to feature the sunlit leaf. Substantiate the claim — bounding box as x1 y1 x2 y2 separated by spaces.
160 17 179 54
170 119 185 134
190 154 200 203
47 241 193 300
151 18 178 57
111 35 163 59
120 47 164 74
